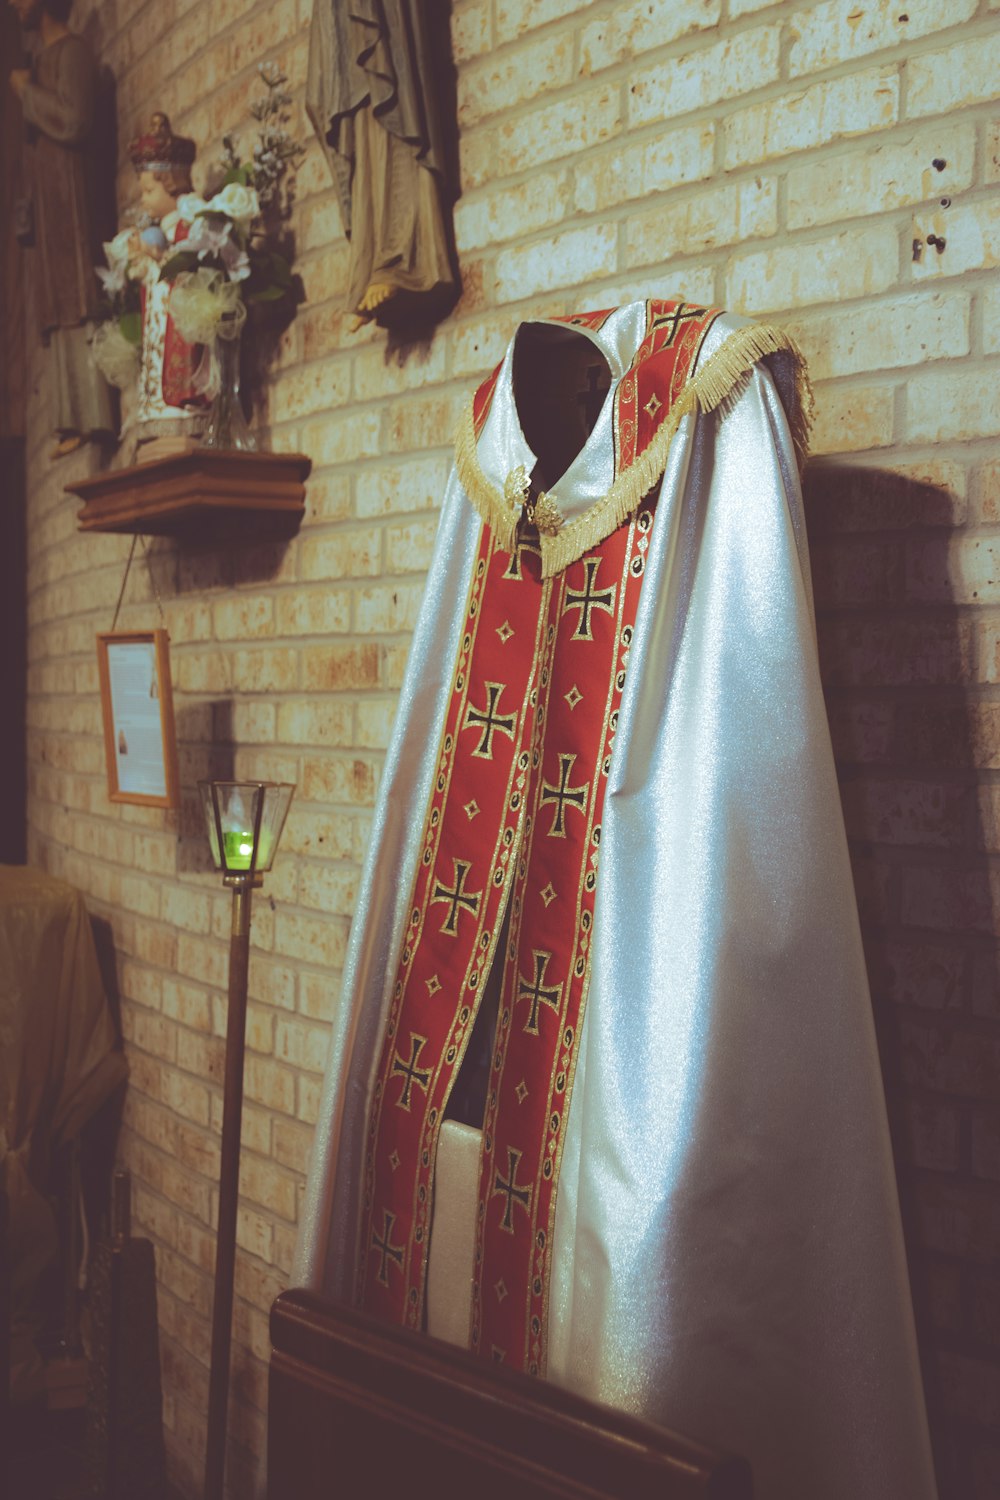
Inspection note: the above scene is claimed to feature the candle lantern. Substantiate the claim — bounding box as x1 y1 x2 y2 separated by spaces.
197 780 294 1500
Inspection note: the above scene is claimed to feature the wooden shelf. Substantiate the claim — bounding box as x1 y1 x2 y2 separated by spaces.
67 446 311 539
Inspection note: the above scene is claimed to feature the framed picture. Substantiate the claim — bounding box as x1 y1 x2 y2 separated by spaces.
96 629 179 808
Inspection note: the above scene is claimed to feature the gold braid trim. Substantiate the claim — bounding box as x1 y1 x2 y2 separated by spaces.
453 322 814 579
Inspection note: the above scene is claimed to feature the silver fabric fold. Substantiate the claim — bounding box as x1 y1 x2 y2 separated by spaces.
295 304 937 1500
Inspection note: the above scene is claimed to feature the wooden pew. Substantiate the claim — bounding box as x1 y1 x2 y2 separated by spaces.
269 1289 753 1499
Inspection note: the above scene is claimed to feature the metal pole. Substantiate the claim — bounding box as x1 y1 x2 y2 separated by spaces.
204 876 253 1500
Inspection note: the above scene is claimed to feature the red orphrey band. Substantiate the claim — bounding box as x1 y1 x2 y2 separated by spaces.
357 302 721 1371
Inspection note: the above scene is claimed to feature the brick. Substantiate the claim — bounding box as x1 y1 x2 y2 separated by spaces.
787 124 975 231
247 954 297 1011
726 223 898 314
937 1351 1000 1429
298 862 360 917
301 409 381 468
985 283 1000 359
300 527 382 582
275 909 348 967
918 1179 1000 1264
383 517 440 576
788 0 977 78
574 122 715 216
452 0 492 61
297 1074 325 1125
272 1117 316 1175
787 291 970 383
275 1016 330 1074
626 177 776 268
354 337 449 403
245 1056 296 1115
842 777 968 848
805 460 967 534
455 171 572 254
300 756 377 807
809 384 896 456
579 0 721 74
301 642 381 692
212 595 274 641
495 0 583 41
356 698 400 750
977 463 1000 526
907 30 1000 118
818 616 976 688
239 1154 298 1220
458 32 574 128
901 866 1000 936
629 25 779 129
903 1098 961 1172
869 940 970 1010
908 535 1000 607
236 1204 274 1262
906 365 1000 444
230 647 299 695
495 223 618 304
973 1111 1000 1181
724 66 898 171
354 581 424 635
269 357 351 423
912 199 1000 283
275 698 353 748
356 455 450 519
494 88 621 175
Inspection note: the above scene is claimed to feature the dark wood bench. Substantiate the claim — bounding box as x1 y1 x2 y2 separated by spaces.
269 1289 752 1499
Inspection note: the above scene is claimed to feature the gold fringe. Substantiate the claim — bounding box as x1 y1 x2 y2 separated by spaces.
453 322 813 579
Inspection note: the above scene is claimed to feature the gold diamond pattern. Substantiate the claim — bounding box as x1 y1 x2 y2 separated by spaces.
644 392 662 419
496 619 515 644
389 1150 400 1172
541 883 557 907
425 974 441 996
515 1079 529 1104
494 1280 508 1303
464 799 480 820
565 684 583 710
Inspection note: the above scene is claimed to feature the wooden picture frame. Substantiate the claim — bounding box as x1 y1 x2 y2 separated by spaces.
96 629 179 808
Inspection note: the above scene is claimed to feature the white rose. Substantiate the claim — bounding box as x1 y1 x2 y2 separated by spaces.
210 182 260 226
176 193 209 222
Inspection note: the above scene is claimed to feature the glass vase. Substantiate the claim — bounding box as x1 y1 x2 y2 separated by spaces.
201 325 256 451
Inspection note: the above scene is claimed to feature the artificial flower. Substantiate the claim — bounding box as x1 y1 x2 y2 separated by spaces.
90 321 139 389
168 268 247 345
210 181 260 226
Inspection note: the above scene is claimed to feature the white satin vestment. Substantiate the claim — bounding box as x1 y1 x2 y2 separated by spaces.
295 303 938 1500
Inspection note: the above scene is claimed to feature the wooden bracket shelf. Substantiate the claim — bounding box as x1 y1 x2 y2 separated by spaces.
67 446 311 539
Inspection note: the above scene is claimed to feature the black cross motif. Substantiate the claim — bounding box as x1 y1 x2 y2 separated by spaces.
502 535 542 582
563 556 616 641
540 753 588 838
371 1208 405 1286
517 949 562 1035
391 1032 431 1110
650 302 706 348
463 681 517 759
431 858 483 935
492 1146 532 1233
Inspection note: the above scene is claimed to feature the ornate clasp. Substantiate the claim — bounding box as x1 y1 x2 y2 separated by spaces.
503 465 562 537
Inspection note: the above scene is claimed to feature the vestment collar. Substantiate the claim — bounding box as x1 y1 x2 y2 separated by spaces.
454 299 811 578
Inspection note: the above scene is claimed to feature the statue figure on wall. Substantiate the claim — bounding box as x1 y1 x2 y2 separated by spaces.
306 0 458 332
7 0 114 458
124 113 209 453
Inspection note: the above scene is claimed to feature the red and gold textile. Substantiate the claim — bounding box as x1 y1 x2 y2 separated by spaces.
358 301 720 1369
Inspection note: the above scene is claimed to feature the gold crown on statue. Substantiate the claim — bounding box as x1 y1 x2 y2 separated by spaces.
128 113 196 173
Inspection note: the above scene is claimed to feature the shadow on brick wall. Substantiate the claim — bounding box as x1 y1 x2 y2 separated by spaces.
805 463 1000 1500
174 700 236 876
